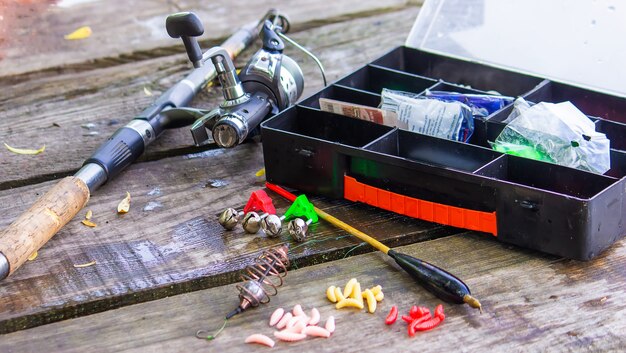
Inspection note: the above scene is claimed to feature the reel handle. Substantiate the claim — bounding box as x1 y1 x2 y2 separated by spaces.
166 12 205 68
260 20 284 52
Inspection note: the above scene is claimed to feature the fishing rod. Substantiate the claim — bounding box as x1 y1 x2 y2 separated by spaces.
0 10 285 281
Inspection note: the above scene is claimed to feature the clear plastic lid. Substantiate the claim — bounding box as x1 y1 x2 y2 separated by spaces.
406 0 626 96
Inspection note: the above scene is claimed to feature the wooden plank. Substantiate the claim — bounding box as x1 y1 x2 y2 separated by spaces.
0 7 420 188
0 140 457 334
0 0 412 77
1 233 624 352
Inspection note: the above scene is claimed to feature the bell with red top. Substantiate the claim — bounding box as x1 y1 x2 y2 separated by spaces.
218 190 277 232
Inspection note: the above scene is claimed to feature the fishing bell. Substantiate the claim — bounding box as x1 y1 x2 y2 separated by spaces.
243 190 278 234
262 194 319 238
287 217 313 242
218 208 243 230
242 212 270 234
284 194 318 223
261 214 284 237
218 190 277 232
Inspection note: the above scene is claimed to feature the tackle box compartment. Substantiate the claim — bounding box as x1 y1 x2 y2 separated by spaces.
261 46 626 260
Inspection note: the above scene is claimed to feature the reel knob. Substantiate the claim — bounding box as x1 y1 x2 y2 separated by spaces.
166 12 205 68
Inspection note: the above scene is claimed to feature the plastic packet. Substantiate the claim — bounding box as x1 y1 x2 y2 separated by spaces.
380 89 474 142
491 98 611 174
424 90 514 118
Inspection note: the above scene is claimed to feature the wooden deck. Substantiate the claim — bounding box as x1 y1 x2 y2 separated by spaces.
0 1 624 352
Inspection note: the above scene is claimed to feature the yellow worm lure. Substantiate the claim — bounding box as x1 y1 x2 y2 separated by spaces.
334 287 345 302
364 289 377 313
326 286 337 303
343 278 357 298
351 281 363 307
336 298 364 310
327 279 384 313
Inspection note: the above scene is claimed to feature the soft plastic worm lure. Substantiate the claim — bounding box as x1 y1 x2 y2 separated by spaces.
293 304 305 317
325 316 335 333
276 312 293 329
286 315 301 329
364 289 376 313
374 292 384 301
335 298 364 310
269 308 284 326
274 331 307 342
408 304 445 334
309 308 320 325
326 286 337 303
362 285 384 302
414 316 442 331
334 287 345 302
245 334 275 347
303 326 331 338
410 306 430 319
352 281 363 307
284 319 307 333
297 319 309 332
343 278 357 298
408 314 432 337
385 306 398 325
287 315 308 330
434 304 445 320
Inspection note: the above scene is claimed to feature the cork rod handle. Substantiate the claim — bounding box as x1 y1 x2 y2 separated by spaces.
0 176 90 277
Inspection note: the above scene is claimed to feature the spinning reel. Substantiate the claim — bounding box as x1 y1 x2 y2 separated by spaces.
165 11 324 148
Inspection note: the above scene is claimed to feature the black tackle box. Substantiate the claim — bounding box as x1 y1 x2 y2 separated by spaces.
260 3 626 260
261 46 626 260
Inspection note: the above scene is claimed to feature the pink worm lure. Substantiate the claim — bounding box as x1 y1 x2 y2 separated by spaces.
245 334 275 348
293 304 305 317
269 308 285 327
325 316 335 333
286 315 304 329
308 308 320 326
284 319 307 334
276 312 293 329
274 331 307 342
303 326 331 338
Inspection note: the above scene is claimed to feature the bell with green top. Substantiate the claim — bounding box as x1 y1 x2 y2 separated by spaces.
284 194 319 223
261 194 318 238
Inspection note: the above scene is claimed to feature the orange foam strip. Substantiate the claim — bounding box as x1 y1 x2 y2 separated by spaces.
344 176 497 236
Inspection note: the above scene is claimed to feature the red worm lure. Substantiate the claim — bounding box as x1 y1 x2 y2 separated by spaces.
406 304 446 337
408 313 432 337
434 304 445 320
409 306 419 318
411 306 430 319
385 305 398 325
390 304 446 336
414 316 442 331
